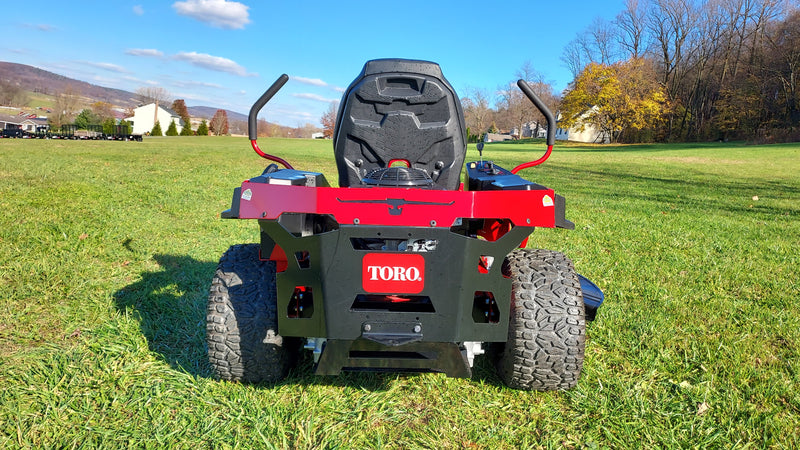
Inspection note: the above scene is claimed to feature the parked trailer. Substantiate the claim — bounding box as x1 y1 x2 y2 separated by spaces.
1 128 26 138
15 123 142 141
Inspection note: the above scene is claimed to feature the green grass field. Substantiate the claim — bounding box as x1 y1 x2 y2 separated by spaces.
1 136 798 448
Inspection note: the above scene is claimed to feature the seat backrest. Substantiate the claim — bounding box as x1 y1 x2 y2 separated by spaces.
333 59 467 189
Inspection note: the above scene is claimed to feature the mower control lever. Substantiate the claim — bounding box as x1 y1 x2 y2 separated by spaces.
248 74 294 169
510 79 556 174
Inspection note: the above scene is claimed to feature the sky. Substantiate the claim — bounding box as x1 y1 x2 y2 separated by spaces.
1 0 626 127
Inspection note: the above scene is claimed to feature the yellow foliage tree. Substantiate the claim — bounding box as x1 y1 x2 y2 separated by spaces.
560 59 667 143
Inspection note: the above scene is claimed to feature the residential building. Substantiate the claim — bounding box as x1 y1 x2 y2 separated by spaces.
125 103 184 135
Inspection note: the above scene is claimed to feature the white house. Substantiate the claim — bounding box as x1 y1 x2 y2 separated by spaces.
512 121 548 139
555 108 610 144
126 103 184 135
484 132 515 142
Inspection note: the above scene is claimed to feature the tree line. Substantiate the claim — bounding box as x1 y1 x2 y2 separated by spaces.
451 0 799 144
559 0 799 143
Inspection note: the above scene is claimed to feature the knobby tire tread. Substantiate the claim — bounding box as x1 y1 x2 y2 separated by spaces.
497 248 586 390
206 244 295 383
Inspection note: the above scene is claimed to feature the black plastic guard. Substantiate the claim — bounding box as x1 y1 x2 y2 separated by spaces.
555 194 574 229
221 187 241 219
578 274 604 321
315 340 472 378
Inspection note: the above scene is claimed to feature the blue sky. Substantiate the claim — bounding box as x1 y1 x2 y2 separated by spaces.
1 0 625 126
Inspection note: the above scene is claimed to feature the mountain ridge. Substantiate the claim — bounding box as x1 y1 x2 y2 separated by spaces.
0 61 247 120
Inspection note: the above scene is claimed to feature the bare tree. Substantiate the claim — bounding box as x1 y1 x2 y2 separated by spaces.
462 87 493 140
647 0 699 92
504 63 559 138
763 8 800 126
51 84 81 129
616 0 649 59
588 17 619 64
135 86 172 105
0 80 29 106
293 122 321 139
562 18 620 78
561 38 589 79
228 120 247 136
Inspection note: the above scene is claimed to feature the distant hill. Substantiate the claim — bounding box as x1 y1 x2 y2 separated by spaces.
187 106 247 122
0 61 248 121
0 61 139 107
0 61 312 136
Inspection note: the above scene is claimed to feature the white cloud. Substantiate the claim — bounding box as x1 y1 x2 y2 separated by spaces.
92 75 118 85
173 51 255 77
172 92 208 102
291 76 328 87
292 93 339 103
125 48 164 58
172 0 250 29
23 23 57 32
291 76 345 93
84 61 130 73
171 80 223 89
133 5 144 15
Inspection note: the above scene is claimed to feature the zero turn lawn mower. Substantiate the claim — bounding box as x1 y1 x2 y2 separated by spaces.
206 59 603 390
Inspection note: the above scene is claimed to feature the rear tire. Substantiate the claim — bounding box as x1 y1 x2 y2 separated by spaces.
207 244 296 383
496 248 586 390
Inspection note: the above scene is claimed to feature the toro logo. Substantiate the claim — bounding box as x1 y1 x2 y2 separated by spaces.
362 253 425 294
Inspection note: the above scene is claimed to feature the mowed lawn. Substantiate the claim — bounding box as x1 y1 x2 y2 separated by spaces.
0 136 798 448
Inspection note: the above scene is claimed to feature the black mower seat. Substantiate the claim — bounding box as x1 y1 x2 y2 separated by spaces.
333 59 467 190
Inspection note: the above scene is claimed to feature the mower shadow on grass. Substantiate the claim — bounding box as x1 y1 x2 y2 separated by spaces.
113 254 216 378
113 253 470 391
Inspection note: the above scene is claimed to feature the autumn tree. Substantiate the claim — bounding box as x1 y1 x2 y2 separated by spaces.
560 59 666 143
209 109 229 136
292 122 322 139
170 99 194 135
171 99 190 123
228 120 247 136
320 102 338 139
615 0 648 59
561 18 620 78
90 101 115 123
